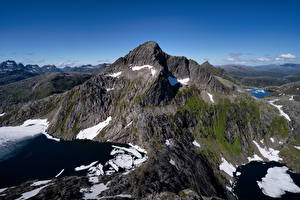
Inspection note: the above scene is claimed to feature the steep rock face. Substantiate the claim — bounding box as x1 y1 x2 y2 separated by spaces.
0 41 296 199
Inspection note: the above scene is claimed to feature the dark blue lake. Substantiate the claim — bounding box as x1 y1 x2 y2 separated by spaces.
0 134 128 188
233 161 300 200
246 88 271 98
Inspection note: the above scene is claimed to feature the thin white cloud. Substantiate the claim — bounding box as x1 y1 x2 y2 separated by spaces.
278 53 296 59
226 57 235 61
256 57 271 62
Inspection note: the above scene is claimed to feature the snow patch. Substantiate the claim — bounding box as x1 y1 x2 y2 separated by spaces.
219 157 236 177
106 88 114 91
289 95 294 101
248 154 263 162
294 146 300 150
207 92 214 103
168 76 190 86
107 71 122 78
253 141 282 161
192 140 200 148
131 65 156 76
86 144 148 178
268 99 291 121
257 166 300 198
236 172 241 176
169 159 176 166
270 137 274 143
76 116 112 140
75 161 98 171
55 169 64 178
81 182 109 200
0 113 5 117
0 188 7 193
177 78 190 85
165 139 171 146
31 180 51 187
125 121 133 129
16 185 49 200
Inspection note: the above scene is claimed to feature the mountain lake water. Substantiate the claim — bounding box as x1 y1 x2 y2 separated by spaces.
246 88 271 98
233 161 300 200
0 134 130 188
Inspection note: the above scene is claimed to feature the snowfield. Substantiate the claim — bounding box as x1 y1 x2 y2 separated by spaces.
79 144 148 198
168 76 190 86
131 65 156 76
75 161 98 171
0 119 60 160
192 140 200 148
268 99 291 121
294 146 300 150
257 166 300 198
16 184 50 200
81 182 109 200
107 71 122 78
219 157 236 177
253 141 282 161
76 116 112 140
207 92 214 103
247 154 263 162
177 78 190 85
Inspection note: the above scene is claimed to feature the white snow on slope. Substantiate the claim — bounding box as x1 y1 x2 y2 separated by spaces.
0 113 5 117
81 182 109 200
0 119 49 144
0 188 7 193
0 119 60 160
257 166 300 198
247 154 263 162
106 88 114 91
165 139 171 146
289 96 294 101
169 159 176 166
178 78 190 85
270 137 274 143
131 65 156 76
75 161 98 171
268 99 291 121
219 157 236 177
125 121 133 128
168 76 190 86
31 180 51 187
107 72 122 78
55 169 64 178
76 116 112 140
16 185 49 200
207 92 214 103
192 140 201 148
86 144 148 178
294 146 300 150
253 141 282 161
111 145 142 158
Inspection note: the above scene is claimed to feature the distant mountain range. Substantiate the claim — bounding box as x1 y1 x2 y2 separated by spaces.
0 60 109 85
219 63 300 87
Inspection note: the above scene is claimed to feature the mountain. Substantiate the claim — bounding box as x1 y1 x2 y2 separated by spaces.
220 63 300 87
62 63 109 73
0 42 299 199
0 60 109 86
0 72 92 114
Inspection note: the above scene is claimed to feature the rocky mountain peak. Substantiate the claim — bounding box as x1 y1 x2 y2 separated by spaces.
123 41 166 66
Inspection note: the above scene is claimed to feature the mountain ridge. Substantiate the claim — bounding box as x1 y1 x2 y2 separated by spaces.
0 41 299 199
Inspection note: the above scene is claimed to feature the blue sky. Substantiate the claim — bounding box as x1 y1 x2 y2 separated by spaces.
0 0 299 66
